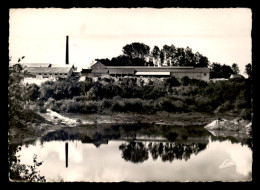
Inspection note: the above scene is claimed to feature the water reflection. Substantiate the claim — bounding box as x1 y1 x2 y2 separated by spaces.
12 124 252 182
40 124 212 145
119 142 149 163
118 141 207 163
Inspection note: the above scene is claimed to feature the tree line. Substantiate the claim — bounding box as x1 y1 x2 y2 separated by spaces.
95 42 252 79
96 42 210 67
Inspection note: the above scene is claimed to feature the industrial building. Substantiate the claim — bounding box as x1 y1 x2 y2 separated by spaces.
24 65 73 79
82 61 210 81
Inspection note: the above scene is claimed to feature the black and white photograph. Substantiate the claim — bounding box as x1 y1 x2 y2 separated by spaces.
8 8 253 182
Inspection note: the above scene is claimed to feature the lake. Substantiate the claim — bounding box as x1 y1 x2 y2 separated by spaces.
15 124 252 182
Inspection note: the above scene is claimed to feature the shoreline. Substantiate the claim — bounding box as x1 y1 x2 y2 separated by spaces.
41 109 229 127
9 110 252 145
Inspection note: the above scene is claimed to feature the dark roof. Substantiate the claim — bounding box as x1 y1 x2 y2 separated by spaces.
25 67 72 74
107 66 210 73
109 68 135 74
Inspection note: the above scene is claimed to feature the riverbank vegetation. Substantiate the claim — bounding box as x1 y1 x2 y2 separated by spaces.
35 74 252 120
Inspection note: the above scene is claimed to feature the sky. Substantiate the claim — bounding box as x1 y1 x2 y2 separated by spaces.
9 8 252 74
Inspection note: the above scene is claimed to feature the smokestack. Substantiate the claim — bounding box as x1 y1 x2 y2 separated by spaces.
66 36 69 65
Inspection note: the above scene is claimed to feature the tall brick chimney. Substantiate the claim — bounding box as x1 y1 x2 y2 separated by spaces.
66 36 69 65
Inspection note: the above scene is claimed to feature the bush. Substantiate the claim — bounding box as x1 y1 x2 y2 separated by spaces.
216 100 234 113
181 76 190 86
101 99 113 110
194 96 214 112
156 98 186 112
164 77 180 87
124 99 145 112
111 101 125 112
39 107 47 113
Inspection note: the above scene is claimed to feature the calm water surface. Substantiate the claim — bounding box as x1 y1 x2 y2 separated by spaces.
16 124 252 182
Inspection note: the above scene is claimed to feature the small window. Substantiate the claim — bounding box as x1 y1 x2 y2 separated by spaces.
55 74 58 75
39 73 41 75
204 73 207 76
44 73 47 75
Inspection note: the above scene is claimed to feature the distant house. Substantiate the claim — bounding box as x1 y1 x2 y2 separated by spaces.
82 61 210 81
24 67 73 79
8 63 74 79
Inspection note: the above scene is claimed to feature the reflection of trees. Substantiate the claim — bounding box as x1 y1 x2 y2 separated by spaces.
148 142 207 162
119 141 207 163
119 142 149 163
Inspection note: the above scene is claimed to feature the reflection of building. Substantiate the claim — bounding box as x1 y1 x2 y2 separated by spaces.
81 135 108 148
92 140 108 148
82 61 210 81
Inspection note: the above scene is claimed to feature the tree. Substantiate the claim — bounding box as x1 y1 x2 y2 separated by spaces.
159 50 165 66
193 52 201 65
25 84 40 101
221 64 233 78
162 45 173 66
8 61 27 128
111 55 132 66
197 55 209 67
95 58 111 66
176 48 185 66
231 63 240 74
169 45 177 66
151 46 160 67
245 63 252 78
210 62 232 78
122 42 150 61
184 46 195 66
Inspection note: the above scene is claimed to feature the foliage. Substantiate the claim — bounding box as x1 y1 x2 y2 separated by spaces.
245 63 252 78
122 42 150 60
9 145 46 182
97 42 210 67
231 63 240 74
210 62 234 78
119 141 207 163
164 76 180 87
39 75 252 118
8 59 45 129
8 62 27 128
